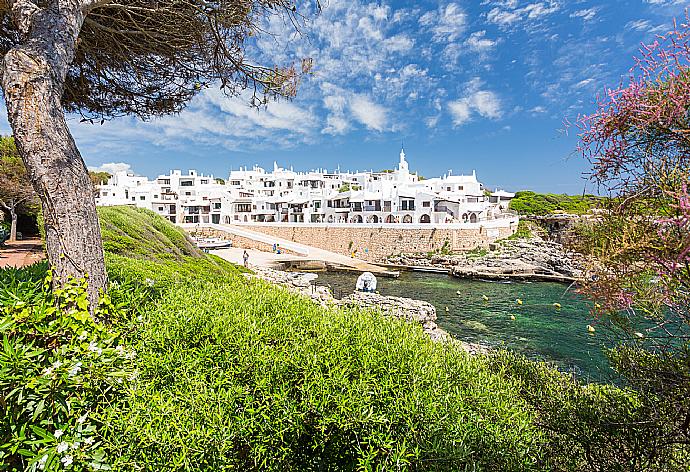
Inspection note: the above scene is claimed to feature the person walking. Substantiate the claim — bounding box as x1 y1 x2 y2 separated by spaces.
243 250 249 267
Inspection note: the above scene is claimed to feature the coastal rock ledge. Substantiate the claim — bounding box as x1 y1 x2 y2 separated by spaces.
337 292 449 343
246 267 488 354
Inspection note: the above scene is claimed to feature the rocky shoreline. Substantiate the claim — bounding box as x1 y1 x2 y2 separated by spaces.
246 266 488 355
386 237 585 283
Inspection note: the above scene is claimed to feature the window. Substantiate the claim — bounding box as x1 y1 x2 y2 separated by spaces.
131 197 135 201
231 180 241 186
423 201 431 208
447 187 451 191
201 179 208 184
139 196 145 200
185 192 191 196
180 180 193 186
458 186 464 191
101 192 108 197
158 206 164 211
213 202 221 210
153 194 158 199
236 203 252 212
400 199 415 211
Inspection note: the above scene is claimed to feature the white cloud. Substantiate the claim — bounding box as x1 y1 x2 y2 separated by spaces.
487 7 521 26
448 100 472 126
465 30 498 52
323 115 350 135
471 91 502 119
349 94 388 131
448 79 503 126
384 34 414 53
570 8 598 22
487 1 561 29
574 78 594 89
419 3 467 43
88 162 132 174
625 19 667 33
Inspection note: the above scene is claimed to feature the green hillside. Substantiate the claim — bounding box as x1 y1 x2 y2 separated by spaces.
509 191 602 215
2 206 683 471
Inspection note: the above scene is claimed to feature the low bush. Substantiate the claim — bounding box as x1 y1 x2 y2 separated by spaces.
487 351 689 471
100 258 548 471
509 191 601 215
3 206 687 471
0 263 139 471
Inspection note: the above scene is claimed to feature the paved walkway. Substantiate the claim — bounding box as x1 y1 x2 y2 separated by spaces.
0 239 45 269
192 223 398 276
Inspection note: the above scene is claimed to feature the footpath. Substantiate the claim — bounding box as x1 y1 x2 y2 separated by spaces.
188 223 398 277
0 239 45 269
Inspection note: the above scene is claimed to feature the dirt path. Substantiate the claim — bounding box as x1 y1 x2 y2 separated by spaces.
0 239 45 269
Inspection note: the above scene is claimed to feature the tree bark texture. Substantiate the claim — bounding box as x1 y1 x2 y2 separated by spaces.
2 1 107 310
9 201 17 242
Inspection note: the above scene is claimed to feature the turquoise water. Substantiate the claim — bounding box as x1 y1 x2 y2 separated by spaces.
314 271 616 381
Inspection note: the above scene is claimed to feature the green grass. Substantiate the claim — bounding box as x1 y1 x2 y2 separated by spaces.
98 206 201 261
504 220 534 240
509 191 601 216
92 208 544 469
102 260 547 471
2 206 685 471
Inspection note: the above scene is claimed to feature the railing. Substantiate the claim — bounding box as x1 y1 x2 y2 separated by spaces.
363 205 381 212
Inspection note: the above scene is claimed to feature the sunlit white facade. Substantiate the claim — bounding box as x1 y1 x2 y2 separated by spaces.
95 149 515 225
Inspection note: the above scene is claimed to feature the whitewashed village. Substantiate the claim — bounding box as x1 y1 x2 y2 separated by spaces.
95 148 516 228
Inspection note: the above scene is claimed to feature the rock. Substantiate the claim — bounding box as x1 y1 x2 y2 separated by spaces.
388 238 585 283
337 291 450 341
246 267 491 353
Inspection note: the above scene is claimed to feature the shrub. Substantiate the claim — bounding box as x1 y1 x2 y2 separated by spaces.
0 264 135 471
509 191 600 215
487 351 689 471
101 266 548 471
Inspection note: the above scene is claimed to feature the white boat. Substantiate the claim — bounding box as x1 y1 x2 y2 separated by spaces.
194 237 233 249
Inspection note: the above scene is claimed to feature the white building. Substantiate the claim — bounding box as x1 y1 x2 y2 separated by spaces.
95 149 515 226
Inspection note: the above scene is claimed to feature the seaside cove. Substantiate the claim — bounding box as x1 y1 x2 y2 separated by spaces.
314 270 612 381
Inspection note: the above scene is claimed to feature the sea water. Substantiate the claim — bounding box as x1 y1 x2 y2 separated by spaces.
315 271 616 382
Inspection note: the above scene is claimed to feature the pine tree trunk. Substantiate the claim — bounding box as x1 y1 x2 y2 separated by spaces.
9 201 17 242
1 2 106 311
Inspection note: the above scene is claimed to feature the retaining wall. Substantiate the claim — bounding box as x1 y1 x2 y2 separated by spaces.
231 220 518 262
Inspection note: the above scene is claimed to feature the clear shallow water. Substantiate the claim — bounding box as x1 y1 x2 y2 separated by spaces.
314 271 616 382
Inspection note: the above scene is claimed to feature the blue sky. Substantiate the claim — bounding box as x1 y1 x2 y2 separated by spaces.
3 0 687 193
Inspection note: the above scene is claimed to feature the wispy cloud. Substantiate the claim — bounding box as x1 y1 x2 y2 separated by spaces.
448 79 503 126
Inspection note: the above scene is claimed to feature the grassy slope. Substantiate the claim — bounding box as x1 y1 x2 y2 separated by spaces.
96 207 548 471
509 191 601 215
98 206 201 261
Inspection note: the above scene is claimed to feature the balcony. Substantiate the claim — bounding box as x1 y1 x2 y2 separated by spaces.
363 205 381 212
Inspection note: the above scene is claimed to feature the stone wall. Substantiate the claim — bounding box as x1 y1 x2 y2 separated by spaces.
234 222 517 262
